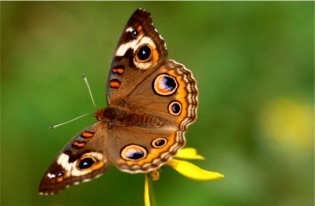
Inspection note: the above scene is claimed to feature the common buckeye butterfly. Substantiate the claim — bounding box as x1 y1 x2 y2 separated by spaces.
39 8 198 195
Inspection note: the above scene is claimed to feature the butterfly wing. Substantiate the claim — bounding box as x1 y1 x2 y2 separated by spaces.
106 8 168 105
39 122 109 195
125 60 198 128
108 60 198 173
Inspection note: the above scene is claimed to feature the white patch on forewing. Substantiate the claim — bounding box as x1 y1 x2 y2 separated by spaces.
125 27 134 32
57 153 70 169
47 173 55 179
55 152 105 177
115 36 155 57
115 38 139 56
134 61 153 70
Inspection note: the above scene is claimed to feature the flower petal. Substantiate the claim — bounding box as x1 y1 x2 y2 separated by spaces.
167 159 224 180
175 148 205 160
144 174 151 206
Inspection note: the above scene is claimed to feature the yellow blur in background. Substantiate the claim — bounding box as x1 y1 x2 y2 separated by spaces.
259 98 313 149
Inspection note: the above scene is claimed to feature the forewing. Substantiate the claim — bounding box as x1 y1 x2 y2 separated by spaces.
106 8 168 105
39 122 109 195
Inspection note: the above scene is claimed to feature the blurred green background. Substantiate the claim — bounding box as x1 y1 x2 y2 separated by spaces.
1 2 313 205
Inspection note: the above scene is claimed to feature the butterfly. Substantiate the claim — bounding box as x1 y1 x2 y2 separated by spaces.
39 8 198 195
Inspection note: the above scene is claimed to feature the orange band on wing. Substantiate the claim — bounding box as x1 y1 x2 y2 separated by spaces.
112 67 125 75
81 131 95 138
72 141 86 148
109 79 121 89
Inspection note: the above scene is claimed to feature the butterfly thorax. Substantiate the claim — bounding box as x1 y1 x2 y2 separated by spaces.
95 107 163 129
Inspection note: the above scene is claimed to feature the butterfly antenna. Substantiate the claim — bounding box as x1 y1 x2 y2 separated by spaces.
50 74 97 129
82 73 97 109
49 112 92 129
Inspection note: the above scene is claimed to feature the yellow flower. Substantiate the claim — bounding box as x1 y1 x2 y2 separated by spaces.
144 148 224 206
